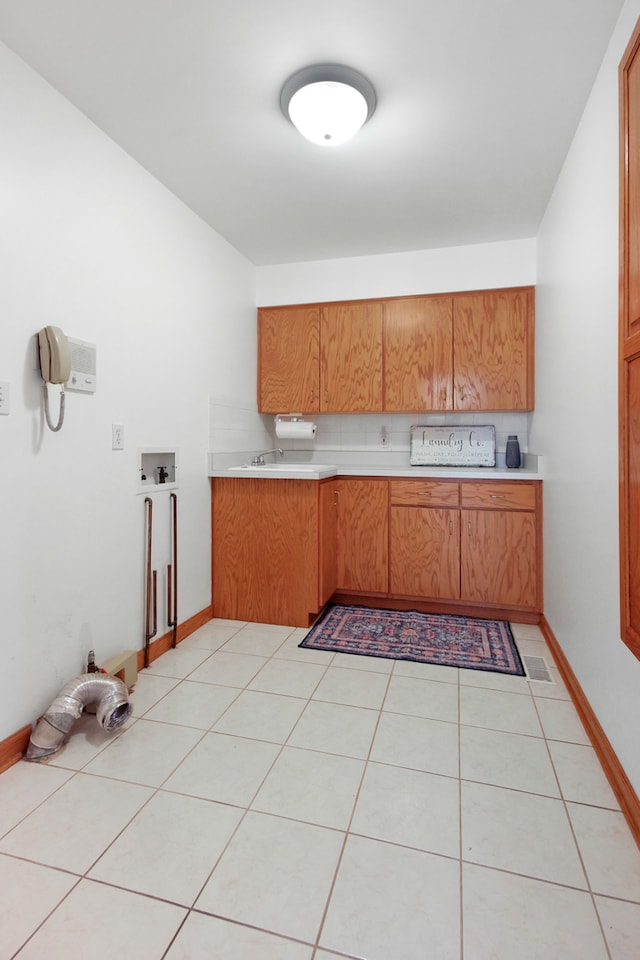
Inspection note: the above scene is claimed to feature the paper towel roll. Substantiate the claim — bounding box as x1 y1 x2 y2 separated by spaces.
275 420 317 440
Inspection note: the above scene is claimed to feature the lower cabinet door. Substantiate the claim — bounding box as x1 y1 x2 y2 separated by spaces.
461 509 538 608
212 478 320 627
319 480 338 606
390 506 460 599
336 479 389 593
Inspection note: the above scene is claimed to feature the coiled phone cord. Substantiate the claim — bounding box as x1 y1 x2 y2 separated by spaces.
43 382 65 432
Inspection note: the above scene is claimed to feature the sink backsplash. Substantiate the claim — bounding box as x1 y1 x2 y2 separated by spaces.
209 397 530 468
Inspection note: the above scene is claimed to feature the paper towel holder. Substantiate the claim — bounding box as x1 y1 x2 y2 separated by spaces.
274 413 317 440
275 413 306 424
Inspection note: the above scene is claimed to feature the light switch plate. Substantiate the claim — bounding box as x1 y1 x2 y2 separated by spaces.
0 381 10 415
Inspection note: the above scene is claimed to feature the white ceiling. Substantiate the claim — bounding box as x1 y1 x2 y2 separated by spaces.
0 0 625 265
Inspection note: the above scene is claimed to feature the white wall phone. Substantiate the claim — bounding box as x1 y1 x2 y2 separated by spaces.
38 325 70 431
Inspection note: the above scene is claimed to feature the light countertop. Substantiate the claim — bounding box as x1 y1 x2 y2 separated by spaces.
208 453 543 481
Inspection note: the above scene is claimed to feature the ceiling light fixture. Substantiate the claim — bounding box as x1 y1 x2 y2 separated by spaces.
280 65 376 147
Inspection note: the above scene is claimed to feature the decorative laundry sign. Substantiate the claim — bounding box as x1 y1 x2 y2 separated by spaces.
410 425 496 467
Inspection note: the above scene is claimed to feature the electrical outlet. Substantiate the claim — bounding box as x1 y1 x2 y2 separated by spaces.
379 426 389 448
112 423 124 450
0 381 9 416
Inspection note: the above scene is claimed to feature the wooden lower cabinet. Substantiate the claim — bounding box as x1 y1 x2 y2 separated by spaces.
459 479 541 610
319 479 339 605
387 478 542 615
461 509 538 608
388 479 460 600
211 475 542 628
390 506 460 599
211 477 337 627
335 478 389 594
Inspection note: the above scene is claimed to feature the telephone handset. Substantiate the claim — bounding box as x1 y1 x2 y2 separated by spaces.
38 326 70 432
38 326 70 384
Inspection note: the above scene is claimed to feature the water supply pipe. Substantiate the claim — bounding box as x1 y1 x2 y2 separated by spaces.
144 496 157 668
25 673 133 761
168 492 178 648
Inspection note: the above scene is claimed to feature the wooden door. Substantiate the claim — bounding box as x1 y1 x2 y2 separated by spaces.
258 305 320 413
390 506 460 599
319 480 338 606
336 478 388 593
383 296 454 411
461 509 538 608
320 302 383 411
619 19 640 659
453 287 534 410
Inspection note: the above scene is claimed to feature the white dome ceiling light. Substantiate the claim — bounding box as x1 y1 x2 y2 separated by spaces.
280 65 376 146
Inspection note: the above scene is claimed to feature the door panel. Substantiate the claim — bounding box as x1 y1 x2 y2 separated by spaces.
453 288 533 411
461 509 537 608
336 478 388 593
390 506 460 599
320 302 383 411
258 306 320 413
384 297 453 411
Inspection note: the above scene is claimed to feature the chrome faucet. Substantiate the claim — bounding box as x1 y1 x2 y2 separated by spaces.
250 447 284 466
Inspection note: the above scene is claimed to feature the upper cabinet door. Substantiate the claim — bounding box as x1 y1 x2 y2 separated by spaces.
453 287 534 411
258 306 320 413
320 301 383 412
383 296 453 411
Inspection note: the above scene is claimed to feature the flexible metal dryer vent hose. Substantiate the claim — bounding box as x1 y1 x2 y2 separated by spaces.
25 673 133 761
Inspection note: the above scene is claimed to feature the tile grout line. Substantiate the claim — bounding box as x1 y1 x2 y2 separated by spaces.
166 623 338 940
6 872 84 960
309 660 397 958
457 665 464 960
530 690 614 960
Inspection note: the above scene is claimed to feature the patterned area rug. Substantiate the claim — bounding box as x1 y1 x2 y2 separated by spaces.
300 604 525 676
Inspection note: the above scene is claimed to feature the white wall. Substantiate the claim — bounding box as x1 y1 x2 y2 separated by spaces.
0 42 256 742
532 0 640 793
256 238 536 306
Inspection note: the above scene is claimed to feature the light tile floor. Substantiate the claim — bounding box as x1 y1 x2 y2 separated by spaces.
1 620 640 959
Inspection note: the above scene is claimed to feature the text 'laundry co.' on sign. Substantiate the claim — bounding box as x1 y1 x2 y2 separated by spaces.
410 425 496 467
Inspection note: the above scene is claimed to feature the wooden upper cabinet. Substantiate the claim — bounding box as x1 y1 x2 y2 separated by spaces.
453 287 534 411
320 301 383 411
258 285 534 415
383 297 453 411
258 305 320 413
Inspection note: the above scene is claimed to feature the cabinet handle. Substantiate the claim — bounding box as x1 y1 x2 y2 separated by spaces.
490 494 506 499
449 520 453 534
468 521 472 536
417 491 431 497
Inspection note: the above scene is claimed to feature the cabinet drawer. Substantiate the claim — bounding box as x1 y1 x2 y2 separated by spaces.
390 480 460 506
460 481 537 510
